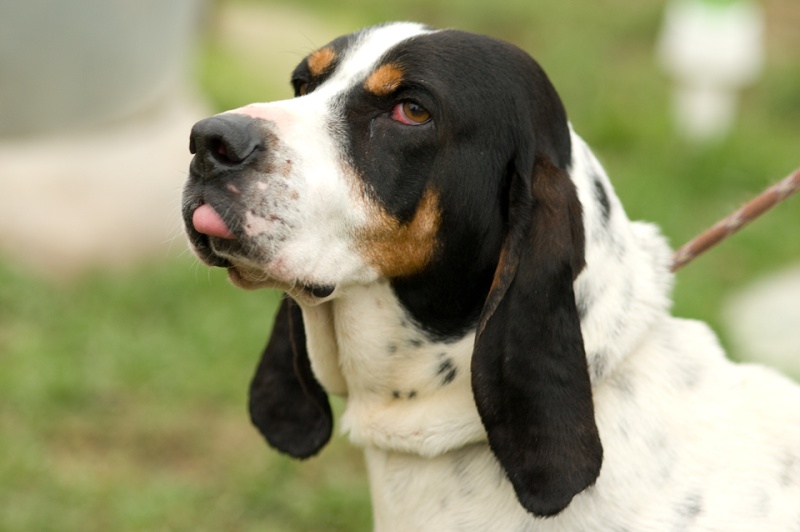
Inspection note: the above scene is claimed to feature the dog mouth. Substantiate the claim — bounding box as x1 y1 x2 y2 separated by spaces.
186 202 336 299
183 202 235 268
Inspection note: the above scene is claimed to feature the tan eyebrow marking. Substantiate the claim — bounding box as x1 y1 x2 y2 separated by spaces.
307 47 336 77
364 63 405 96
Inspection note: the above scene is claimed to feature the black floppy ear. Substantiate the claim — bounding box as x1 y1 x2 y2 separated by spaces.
249 297 332 458
472 155 602 517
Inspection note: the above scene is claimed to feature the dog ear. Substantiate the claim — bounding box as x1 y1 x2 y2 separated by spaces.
249 297 332 459
472 155 602 517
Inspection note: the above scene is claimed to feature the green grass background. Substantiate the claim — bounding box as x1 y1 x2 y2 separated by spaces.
2 0 799 530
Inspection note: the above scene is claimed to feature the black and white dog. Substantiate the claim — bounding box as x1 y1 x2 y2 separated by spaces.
183 22 800 531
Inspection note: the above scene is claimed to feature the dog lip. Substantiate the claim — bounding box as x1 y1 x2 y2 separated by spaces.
185 200 334 297
192 234 232 268
228 264 336 299
303 284 336 298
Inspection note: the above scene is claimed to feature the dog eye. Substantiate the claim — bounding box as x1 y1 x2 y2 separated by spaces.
392 101 431 125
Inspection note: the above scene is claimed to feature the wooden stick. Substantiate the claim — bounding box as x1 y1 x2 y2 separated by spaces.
671 168 800 272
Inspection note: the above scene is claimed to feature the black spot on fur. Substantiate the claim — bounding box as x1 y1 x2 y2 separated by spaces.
589 351 608 382
437 358 458 386
593 175 611 223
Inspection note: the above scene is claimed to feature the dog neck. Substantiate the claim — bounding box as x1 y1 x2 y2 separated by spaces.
568 132 675 386
301 281 486 457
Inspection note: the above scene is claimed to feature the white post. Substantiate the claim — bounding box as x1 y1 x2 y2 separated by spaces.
657 0 764 142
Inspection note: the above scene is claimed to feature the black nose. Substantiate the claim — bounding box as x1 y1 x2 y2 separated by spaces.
189 114 263 176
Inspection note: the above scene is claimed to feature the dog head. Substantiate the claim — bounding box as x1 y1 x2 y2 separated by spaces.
183 22 602 517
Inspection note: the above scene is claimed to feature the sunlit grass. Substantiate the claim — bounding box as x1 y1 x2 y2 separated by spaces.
0 258 371 531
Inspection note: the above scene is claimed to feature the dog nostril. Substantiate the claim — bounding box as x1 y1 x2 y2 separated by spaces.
206 134 257 166
209 137 236 165
215 140 228 158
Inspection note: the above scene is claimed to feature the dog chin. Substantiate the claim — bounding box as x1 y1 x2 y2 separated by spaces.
227 266 336 302
227 266 278 290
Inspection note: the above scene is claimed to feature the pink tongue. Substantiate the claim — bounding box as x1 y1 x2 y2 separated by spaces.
192 204 236 239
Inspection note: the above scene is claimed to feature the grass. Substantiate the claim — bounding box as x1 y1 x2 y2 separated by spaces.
2 0 799 529
0 258 372 531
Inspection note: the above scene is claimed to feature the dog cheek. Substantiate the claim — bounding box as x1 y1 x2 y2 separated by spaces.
356 188 441 278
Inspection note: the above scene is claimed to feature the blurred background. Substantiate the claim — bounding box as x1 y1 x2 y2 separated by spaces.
0 0 798 530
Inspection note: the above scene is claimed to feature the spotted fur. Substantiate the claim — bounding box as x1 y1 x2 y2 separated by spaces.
183 22 800 531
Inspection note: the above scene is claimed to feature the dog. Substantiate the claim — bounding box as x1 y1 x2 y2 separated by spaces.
182 22 800 531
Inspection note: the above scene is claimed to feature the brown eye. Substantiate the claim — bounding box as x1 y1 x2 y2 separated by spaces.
392 101 431 125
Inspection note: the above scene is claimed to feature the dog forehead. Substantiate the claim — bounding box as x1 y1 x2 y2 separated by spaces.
312 23 434 88
299 24 538 114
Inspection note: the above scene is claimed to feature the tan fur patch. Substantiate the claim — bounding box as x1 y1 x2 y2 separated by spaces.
308 47 336 77
359 188 441 278
364 64 405 96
